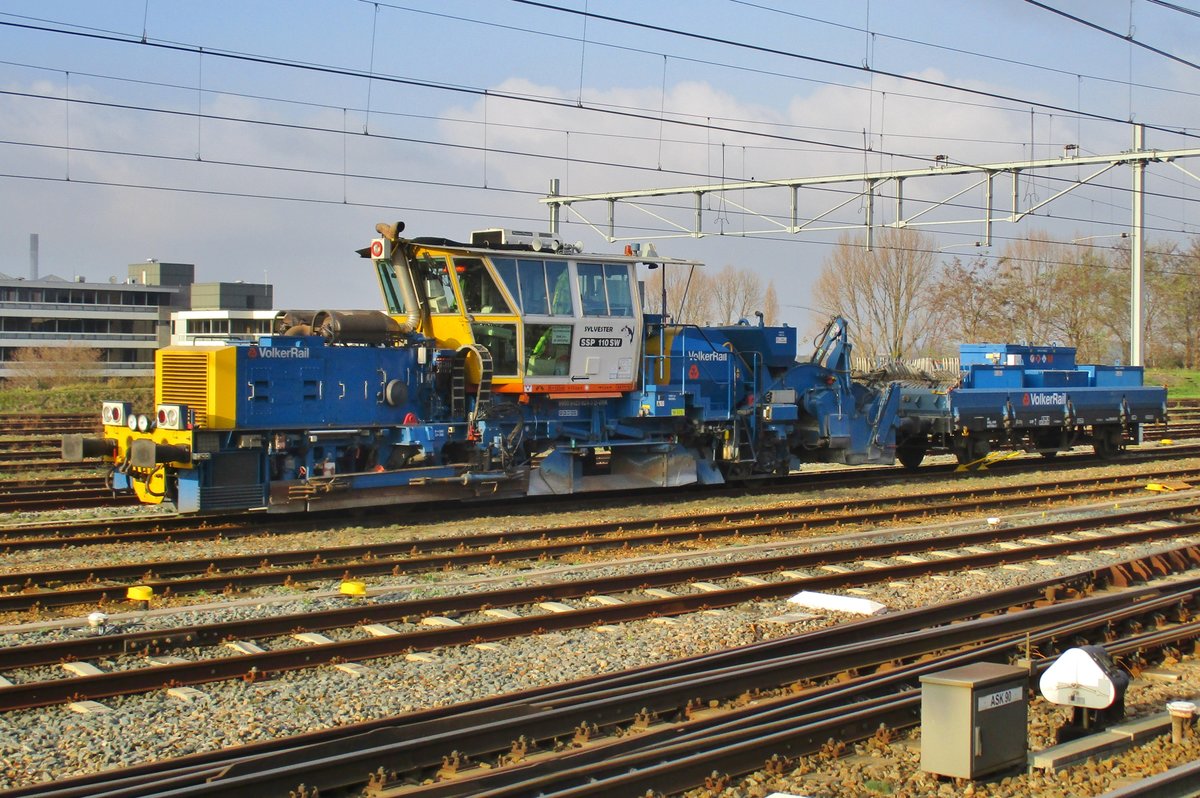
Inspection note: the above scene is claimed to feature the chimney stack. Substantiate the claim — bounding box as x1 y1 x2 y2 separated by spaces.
29 233 39 281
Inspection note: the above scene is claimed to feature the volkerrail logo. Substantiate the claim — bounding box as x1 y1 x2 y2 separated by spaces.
1022 392 1066 406
247 346 310 359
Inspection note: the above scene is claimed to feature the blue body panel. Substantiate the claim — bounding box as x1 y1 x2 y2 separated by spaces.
235 336 423 428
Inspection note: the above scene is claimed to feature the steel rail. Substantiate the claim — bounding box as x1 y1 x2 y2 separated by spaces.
8 460 1200 559
1093 759 1200 798
0 477 108 493
3 460 1193 576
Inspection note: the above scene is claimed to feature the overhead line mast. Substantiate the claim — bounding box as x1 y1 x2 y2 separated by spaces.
544 124 1198 367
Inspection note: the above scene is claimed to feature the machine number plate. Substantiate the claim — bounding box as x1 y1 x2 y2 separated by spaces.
977 688 1019 711
578 337 623 347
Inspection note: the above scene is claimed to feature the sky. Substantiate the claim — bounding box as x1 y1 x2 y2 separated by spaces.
2 1 1200 331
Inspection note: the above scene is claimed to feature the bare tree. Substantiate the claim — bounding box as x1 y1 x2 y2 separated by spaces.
761 281 780 326
991 231 1063 345
644 263 783 327
1092 240 1180 367
710 264 764 325
1141 240 1198 368
1168 240 1200 368
642 263 714 325
1046 244 1126 363
813 227 940 359
928 255 1005 354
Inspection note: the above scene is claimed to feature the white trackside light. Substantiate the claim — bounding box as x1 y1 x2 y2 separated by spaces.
103 401 132 427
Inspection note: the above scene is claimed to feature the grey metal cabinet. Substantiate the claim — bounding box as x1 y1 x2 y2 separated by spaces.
920 662 1028 779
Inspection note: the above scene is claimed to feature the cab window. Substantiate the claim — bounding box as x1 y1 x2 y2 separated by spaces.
546 261 572 315
455 258 512 315
525 323 573 376
577 263 607 314
471 322 518 376
493 258 520 307
420 257 458 314
604 264 634 316
517 259 549 315
494 258 574 316
576 262 634 316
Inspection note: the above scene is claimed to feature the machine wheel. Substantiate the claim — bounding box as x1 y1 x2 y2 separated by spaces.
1093 426 1123 459
896 435 927 471
1036 431 1066 459
953 435 990 465
725 462 753 480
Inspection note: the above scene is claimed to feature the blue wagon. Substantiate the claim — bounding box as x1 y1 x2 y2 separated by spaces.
896 343 1168 468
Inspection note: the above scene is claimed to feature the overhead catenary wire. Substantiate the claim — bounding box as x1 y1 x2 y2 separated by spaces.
6 79 1199 224
1146 0 1200 19
1024 0 1200 73
729 0 1198 95
0 3 1198 282
359 0 1200 137
0 54 1129 152
4 7 1200 165
506 0 1200 141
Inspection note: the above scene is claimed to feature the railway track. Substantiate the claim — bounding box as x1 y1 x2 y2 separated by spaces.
0 474 136 513
3 441 1200 548
8 550 1198 798
0 414 95 437
2 414 1200 795
1 494 1197 709
4 463 1200 612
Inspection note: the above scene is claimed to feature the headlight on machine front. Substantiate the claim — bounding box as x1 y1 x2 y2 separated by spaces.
155 404 189 430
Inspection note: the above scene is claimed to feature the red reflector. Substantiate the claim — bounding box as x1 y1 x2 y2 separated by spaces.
158 409 167 423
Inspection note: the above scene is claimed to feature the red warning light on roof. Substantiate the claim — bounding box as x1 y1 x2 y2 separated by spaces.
370 240 384 258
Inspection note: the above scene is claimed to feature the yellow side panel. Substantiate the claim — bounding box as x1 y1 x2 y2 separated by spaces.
208 345 238 429
642 326 680 386
429 316 486 381
428 316 473 350
156 346 239 430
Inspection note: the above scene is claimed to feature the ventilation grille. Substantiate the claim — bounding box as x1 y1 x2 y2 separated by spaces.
159 351 210 427
199 484 264 511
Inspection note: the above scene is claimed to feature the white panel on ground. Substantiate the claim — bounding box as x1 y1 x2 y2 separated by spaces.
787 590 887 616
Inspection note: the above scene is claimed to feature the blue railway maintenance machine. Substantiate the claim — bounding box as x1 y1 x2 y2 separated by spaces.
66 223 901 513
